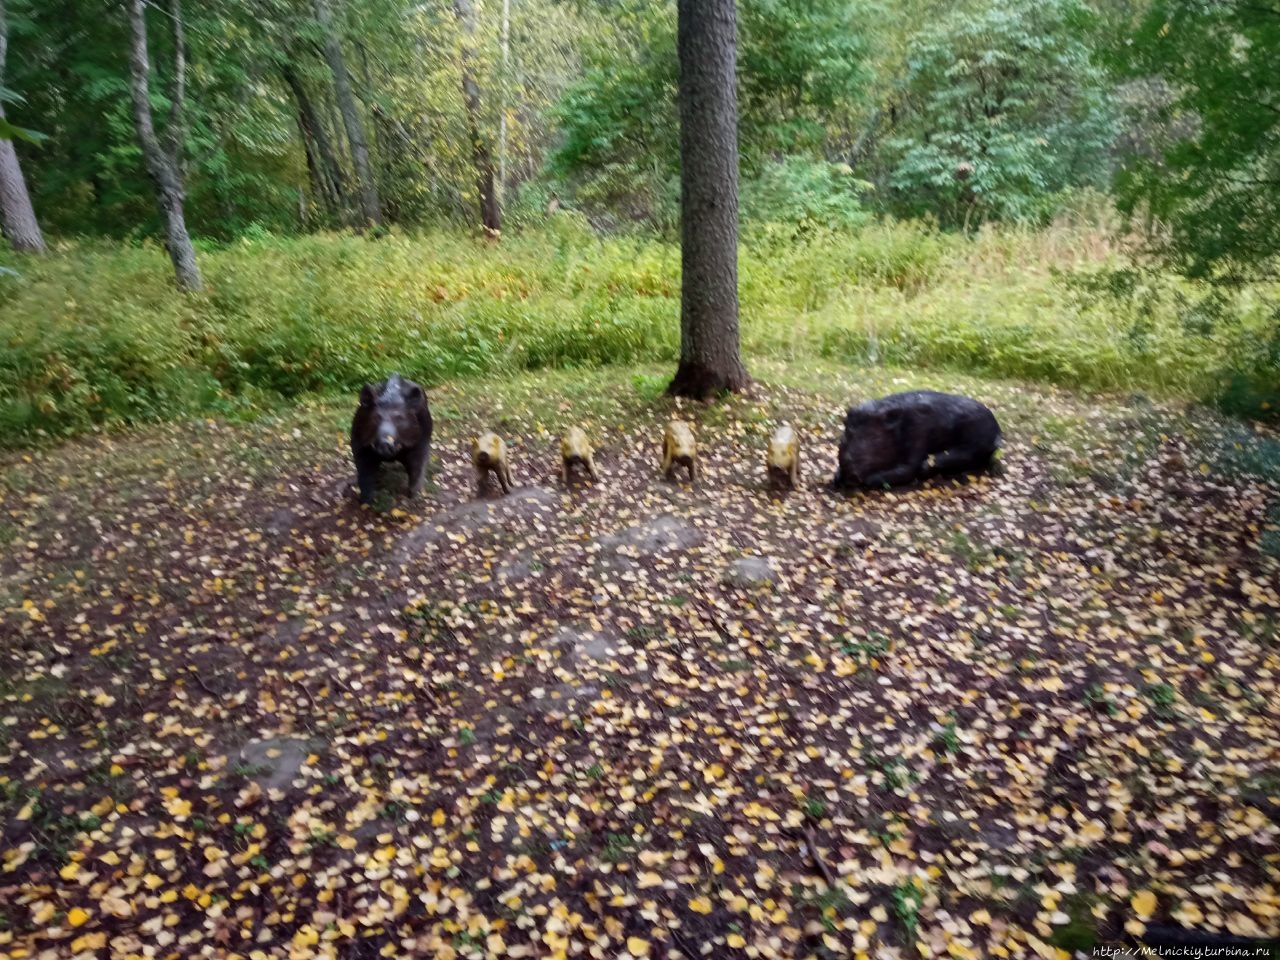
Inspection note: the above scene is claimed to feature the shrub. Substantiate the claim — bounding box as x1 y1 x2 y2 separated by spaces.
742 158 872 235
0 220 1274 447
882 0 1115 228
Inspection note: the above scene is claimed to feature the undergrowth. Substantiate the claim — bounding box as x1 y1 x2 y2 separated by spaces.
0 215 1274 446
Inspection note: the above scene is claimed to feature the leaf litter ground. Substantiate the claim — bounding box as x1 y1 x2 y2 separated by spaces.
2 362 1278 959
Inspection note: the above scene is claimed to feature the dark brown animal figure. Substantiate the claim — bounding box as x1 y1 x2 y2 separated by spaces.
833 390 1001 490
351 374 433 504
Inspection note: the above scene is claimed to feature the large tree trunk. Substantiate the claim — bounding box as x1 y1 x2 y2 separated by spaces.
280 61 347 217
668 0 750 399
0 0 46 253
0 112 44 253
125 0 201 292
453 0 501 234
313 0 381 228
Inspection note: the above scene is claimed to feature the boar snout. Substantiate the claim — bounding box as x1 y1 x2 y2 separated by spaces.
374 427 400 458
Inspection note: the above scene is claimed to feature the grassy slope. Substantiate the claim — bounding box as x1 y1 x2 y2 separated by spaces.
2 361 1278 956
1 218 1275 446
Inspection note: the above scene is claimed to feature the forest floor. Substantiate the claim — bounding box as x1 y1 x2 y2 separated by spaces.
2 360 1279 959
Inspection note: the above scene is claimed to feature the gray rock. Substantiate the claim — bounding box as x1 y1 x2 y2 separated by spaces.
495 558 535 582
264 508 297 537
596 514 703 557
555 624 619 668
394 487 558 564
723 556 778 586
238 737 312 791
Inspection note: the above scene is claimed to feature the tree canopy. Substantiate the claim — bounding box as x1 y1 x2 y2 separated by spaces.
0 0 1273 288
881 0 1115 227
1116 0 1280 282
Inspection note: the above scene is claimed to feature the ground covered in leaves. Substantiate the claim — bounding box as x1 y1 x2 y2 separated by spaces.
2 362 1279 960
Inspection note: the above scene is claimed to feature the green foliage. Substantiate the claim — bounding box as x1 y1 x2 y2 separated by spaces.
0 228 677 442
9 0 302 239
548 8 679 228
891 879 924 943
736 0 870 157
7 0 599 238
742 157 872 235
550 0 870 227
0 83 45 144
1115 0 1280 282
882 0 1115 227
2 221 1276 447
1059 266 1280 420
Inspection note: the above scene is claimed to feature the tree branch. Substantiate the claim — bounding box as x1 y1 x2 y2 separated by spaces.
1225 174 1280 187
0 0 9 85
127 0 166 175
1237 3 1280 21
125 0 202 290
166 0 187 171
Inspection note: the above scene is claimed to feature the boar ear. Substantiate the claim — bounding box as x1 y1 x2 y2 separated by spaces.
403 382 424 404
359 384 377 407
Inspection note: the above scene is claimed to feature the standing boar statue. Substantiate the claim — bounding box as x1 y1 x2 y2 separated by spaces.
351 374 433 504
833 390 1001 490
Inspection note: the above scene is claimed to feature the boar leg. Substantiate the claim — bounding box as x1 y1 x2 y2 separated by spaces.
864 423 928 487
406 443 429 498
499 462 513 494
355 449 382 505
792 448 801 486
587 453 599 481
929 445 994 477
688 458 698 483
561 459 570 485
861 463 919 488
662 440 674 480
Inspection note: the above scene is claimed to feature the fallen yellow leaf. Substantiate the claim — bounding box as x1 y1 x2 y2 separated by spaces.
1131 890 1157 919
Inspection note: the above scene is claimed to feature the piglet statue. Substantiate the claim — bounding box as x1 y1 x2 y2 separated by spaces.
350 374 433 504
833 390 1001 490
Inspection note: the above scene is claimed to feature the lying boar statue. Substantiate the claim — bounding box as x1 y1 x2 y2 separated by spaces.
351 374 433 504
833 390 1002 490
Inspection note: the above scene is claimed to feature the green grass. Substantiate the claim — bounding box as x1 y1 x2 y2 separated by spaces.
0 215 1274 447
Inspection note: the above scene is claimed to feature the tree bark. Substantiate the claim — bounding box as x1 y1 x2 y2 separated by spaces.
0 112 44 254
0 0 46 253
165 0 187 167
289 83 328 215
280 61 347 217
497 0 511 204
313 0 381 228
125 0 202 291
669 0 750 399
453 0 501 234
